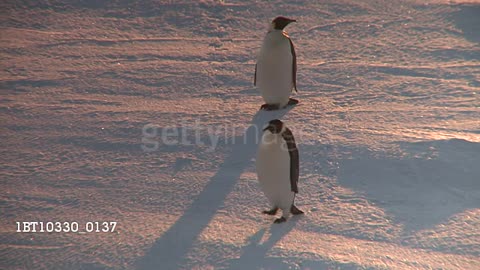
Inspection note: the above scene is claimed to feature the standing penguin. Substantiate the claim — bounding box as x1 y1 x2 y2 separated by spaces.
255 16 298 111
256 119 304 223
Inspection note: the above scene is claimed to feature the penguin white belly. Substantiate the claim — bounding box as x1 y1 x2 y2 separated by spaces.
257 34 293 108
256 134 294 211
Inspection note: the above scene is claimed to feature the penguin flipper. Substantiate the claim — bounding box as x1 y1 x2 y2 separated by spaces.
282 128 299 193
288 37 297 92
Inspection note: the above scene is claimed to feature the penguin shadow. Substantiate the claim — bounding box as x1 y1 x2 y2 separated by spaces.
227 218 301 270
136 107 294 270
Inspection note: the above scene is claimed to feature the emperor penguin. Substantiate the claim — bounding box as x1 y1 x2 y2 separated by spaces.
254 16 298 111
256 119 304 223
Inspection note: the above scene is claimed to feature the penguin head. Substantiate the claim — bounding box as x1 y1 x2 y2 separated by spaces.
272 16 296 30
263 119 284 134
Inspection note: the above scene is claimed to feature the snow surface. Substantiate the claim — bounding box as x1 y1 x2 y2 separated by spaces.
1 1 479 269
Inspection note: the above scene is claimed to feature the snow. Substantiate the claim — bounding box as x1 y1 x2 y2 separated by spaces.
1 0 479 269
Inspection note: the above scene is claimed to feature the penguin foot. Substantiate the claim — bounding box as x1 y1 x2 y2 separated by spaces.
274 217 287 224
260 104 280 111
262 208 279 215
290 205 304 215
287 98 299 106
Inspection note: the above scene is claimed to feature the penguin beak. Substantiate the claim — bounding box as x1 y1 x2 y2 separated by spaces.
286 19 296 27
